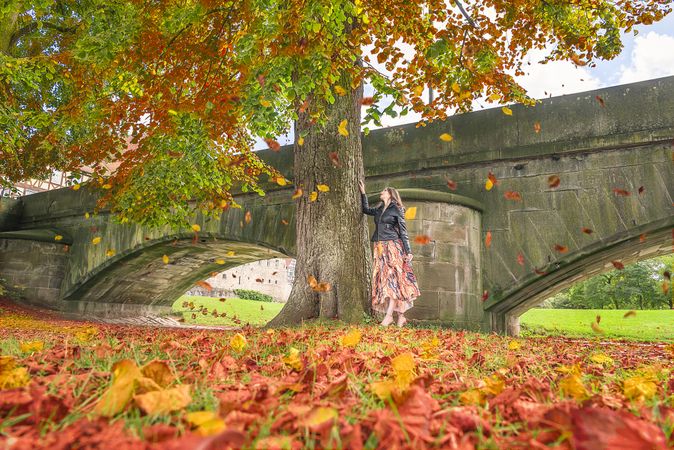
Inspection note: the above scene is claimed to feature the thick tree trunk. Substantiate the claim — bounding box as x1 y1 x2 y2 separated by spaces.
268 76 372 326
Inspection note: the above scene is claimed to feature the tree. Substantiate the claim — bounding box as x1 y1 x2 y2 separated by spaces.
2 0 671 324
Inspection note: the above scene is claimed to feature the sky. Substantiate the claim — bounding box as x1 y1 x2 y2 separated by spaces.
253 12 674 150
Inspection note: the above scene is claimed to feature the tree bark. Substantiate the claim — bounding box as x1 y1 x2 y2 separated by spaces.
268 75 372 326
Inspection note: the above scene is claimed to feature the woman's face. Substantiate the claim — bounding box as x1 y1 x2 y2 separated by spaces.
379 189 390 201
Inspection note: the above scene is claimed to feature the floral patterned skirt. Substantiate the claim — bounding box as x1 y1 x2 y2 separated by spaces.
371 239 421 314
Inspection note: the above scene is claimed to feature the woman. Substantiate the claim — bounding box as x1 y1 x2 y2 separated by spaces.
358 180 421 327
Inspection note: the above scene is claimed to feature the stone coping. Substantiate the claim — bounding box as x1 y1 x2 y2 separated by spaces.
0 229 73 245
367 188 484 212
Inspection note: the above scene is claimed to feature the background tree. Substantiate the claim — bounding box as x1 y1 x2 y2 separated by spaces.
2 0 671 324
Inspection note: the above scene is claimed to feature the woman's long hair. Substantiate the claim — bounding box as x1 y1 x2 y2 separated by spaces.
375 187 405 213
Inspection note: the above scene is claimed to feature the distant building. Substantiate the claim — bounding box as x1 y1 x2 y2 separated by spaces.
186 257 295 302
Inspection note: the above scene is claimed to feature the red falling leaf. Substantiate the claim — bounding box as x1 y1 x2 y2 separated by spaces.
612 188 630 197
533 122 541 133
195 281 213 291
638 186 645 196
414 235 432 245
446 179 457 190
504 191 522 201
328 152 340 167
548 175 561 188
554 244 568 253
639 233 647 242
360 96 375 106
485 231 492 248
482 290 489 301
534 267 547 275
487 172 498 186
517 253 525 266
611 260 625 270
596 315 601 324
595 95 605 107
264 138 281 152
581 227 593 235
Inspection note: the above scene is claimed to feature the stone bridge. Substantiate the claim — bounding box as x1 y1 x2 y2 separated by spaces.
1 76 673 334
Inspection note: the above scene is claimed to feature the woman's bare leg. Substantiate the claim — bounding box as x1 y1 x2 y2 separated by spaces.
381 298 394 326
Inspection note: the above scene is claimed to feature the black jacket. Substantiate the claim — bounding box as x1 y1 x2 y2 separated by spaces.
361 193 412 254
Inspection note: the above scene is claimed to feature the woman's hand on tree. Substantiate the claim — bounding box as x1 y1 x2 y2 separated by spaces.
358 180 366 194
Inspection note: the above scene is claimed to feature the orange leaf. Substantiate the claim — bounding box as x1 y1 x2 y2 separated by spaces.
623 310 637 318
612 188 630 197
485 231 492 248
292 188 303 200
414 235 432 244
196 281 213 292
554 244 568 253
244 211 252 224
504 191 522 201
264 139 281 152
611 260 625 270
360 96 375 106
548 175 560 188
582 227 594 235
517 253 525 266
446 179 457 190
533 122 541 133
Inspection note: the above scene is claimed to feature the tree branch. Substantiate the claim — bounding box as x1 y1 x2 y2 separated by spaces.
9 20 78 49
454 0 476 28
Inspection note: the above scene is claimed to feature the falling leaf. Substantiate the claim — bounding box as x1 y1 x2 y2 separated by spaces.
485 231 492 248
316 184 330 192
591 321 604 334
360 96 375 105
611 260 625 270
230 333 247 352
281 219 289 225
338 119 349 136
582 227 594 235
92 237 102 245
482 290 489 301
404 207 417 220
85 212 90 219
134 384 192 415
639 233 647 242
72 184 81 191
533 122 541 133
226 251 235 257
102 184 112 190
623 310 637 318
595 95 605 107
501 106 513 116
283 347 304 372
275 177 287 186
638 185 645 195
612 188 630 197
162 255 169 264
328 152 340 167
309 191 318 202
54 235 63 241
504 191 522 201
341 328 362 348
196 281 213 292
534 267 547 275
485 178 494 191
297 136 304 146
106 249 116 257
414 235 431 244
554 244 568 253
244 211 252 224
264 139 281 152
446 179 457 190
548 175 560 188
292 188 303 199
191 224 201 232
439 133 453 142
517 253 525 266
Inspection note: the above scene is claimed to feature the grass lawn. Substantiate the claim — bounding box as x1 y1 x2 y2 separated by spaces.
172 295 283 326
520 308 674 341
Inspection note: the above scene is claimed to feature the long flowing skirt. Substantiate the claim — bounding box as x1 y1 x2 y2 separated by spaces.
371 239 421 314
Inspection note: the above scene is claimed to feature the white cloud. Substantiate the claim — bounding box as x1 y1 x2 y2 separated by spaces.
514 49 602 99
619 31 674 84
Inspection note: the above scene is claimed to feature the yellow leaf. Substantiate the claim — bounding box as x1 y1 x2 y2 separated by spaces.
186 410 218 427
85 212 90 219
334 86 346 96
589 353 614 366
421 337 440 359
451 82 460 93
191 224 201 233
283 347 304 372
309 191 318 202
72 184 81 191
54 235 63 241
162 255 169 264
226 250 236 257
591 321 604 334
559 374 588 401
316 184 330 192
230 333 247 352
481 375 505 396
260 98 272 107
92 237 102 245
439 133 453 142
459 389 484 405
0 356 30 390
102 184 112 190
488 93 501 102
106 249 116 257
186 411 225 437
94 359 143 417
485 178 494 191
338 119 349 136
300 406 338 429
370 380 397 401
623 375 657 401
292 188 303 200
20 340 44 353
413 85 424 97
341 328 362 348
141 360 174 388
392 352 416 388
501 106 513 116
276 177 287 186
508 340 521 350
215 259 225 265
404 206 417 220
298 136 304 146
134 384 192 415
168 109 178 116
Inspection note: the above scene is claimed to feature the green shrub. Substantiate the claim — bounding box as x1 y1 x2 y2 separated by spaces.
233 289 274 303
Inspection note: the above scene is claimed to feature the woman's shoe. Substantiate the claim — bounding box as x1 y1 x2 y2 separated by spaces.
381 315 394 326
397 315 407 327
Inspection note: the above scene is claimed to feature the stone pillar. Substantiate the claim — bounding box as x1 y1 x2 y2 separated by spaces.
366 189 484 330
